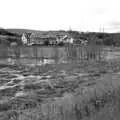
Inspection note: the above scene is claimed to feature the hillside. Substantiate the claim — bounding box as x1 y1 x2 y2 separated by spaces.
0 28 19 36
7 29 69 38
0 28 22 45
7 29 43 34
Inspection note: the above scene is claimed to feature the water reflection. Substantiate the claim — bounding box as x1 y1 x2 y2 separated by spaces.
1 46 103 66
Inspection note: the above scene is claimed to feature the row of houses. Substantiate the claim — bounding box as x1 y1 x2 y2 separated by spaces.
21 32 88 46
0 29 88 47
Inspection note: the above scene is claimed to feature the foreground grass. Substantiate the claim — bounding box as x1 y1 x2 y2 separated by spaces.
1 60 120 120
1 72 120 120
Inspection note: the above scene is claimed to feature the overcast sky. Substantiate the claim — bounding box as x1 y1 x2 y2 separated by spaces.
0 0 120 33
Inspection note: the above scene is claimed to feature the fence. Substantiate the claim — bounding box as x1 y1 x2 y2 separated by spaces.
0 45 104 66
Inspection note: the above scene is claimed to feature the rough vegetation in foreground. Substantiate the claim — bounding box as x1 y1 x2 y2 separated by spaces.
0 59 120 120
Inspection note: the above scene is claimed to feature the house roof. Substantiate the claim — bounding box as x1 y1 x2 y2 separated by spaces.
30 31 70 39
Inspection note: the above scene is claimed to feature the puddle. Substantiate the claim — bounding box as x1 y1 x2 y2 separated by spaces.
0 71 53 92
27 59 55 66
74 73 89 77
0 84 17 90
25 59 68 66
114 72 120 75
105 51 120 60
0 67 20 73
0 65 91 106
64 75 77 81
7 58 16 65
15 91 27 97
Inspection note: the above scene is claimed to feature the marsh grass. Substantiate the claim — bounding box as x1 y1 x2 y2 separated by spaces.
0 46 119 120
1 73 120 120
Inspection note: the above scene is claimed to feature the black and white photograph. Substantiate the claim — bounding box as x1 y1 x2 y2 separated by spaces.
0 0 120 119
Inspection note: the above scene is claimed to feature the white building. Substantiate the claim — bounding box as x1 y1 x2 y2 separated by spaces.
56 35 74 44
21 33 32 45
62 35 74 44
21 33 28 44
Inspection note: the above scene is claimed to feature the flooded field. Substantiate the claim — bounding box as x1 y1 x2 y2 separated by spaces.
0 63 89 101
105 50 120 60
0 46 120 120
0 45 103 65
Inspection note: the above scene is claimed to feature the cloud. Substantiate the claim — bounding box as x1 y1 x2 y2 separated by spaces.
104 21 120 32
108 21 120 31
94 8 107 15
110 21 120 27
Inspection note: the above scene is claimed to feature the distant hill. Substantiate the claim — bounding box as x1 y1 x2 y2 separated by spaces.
0 28 19 36
7 29 69 37
7 29 41 34
0 28 22 45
